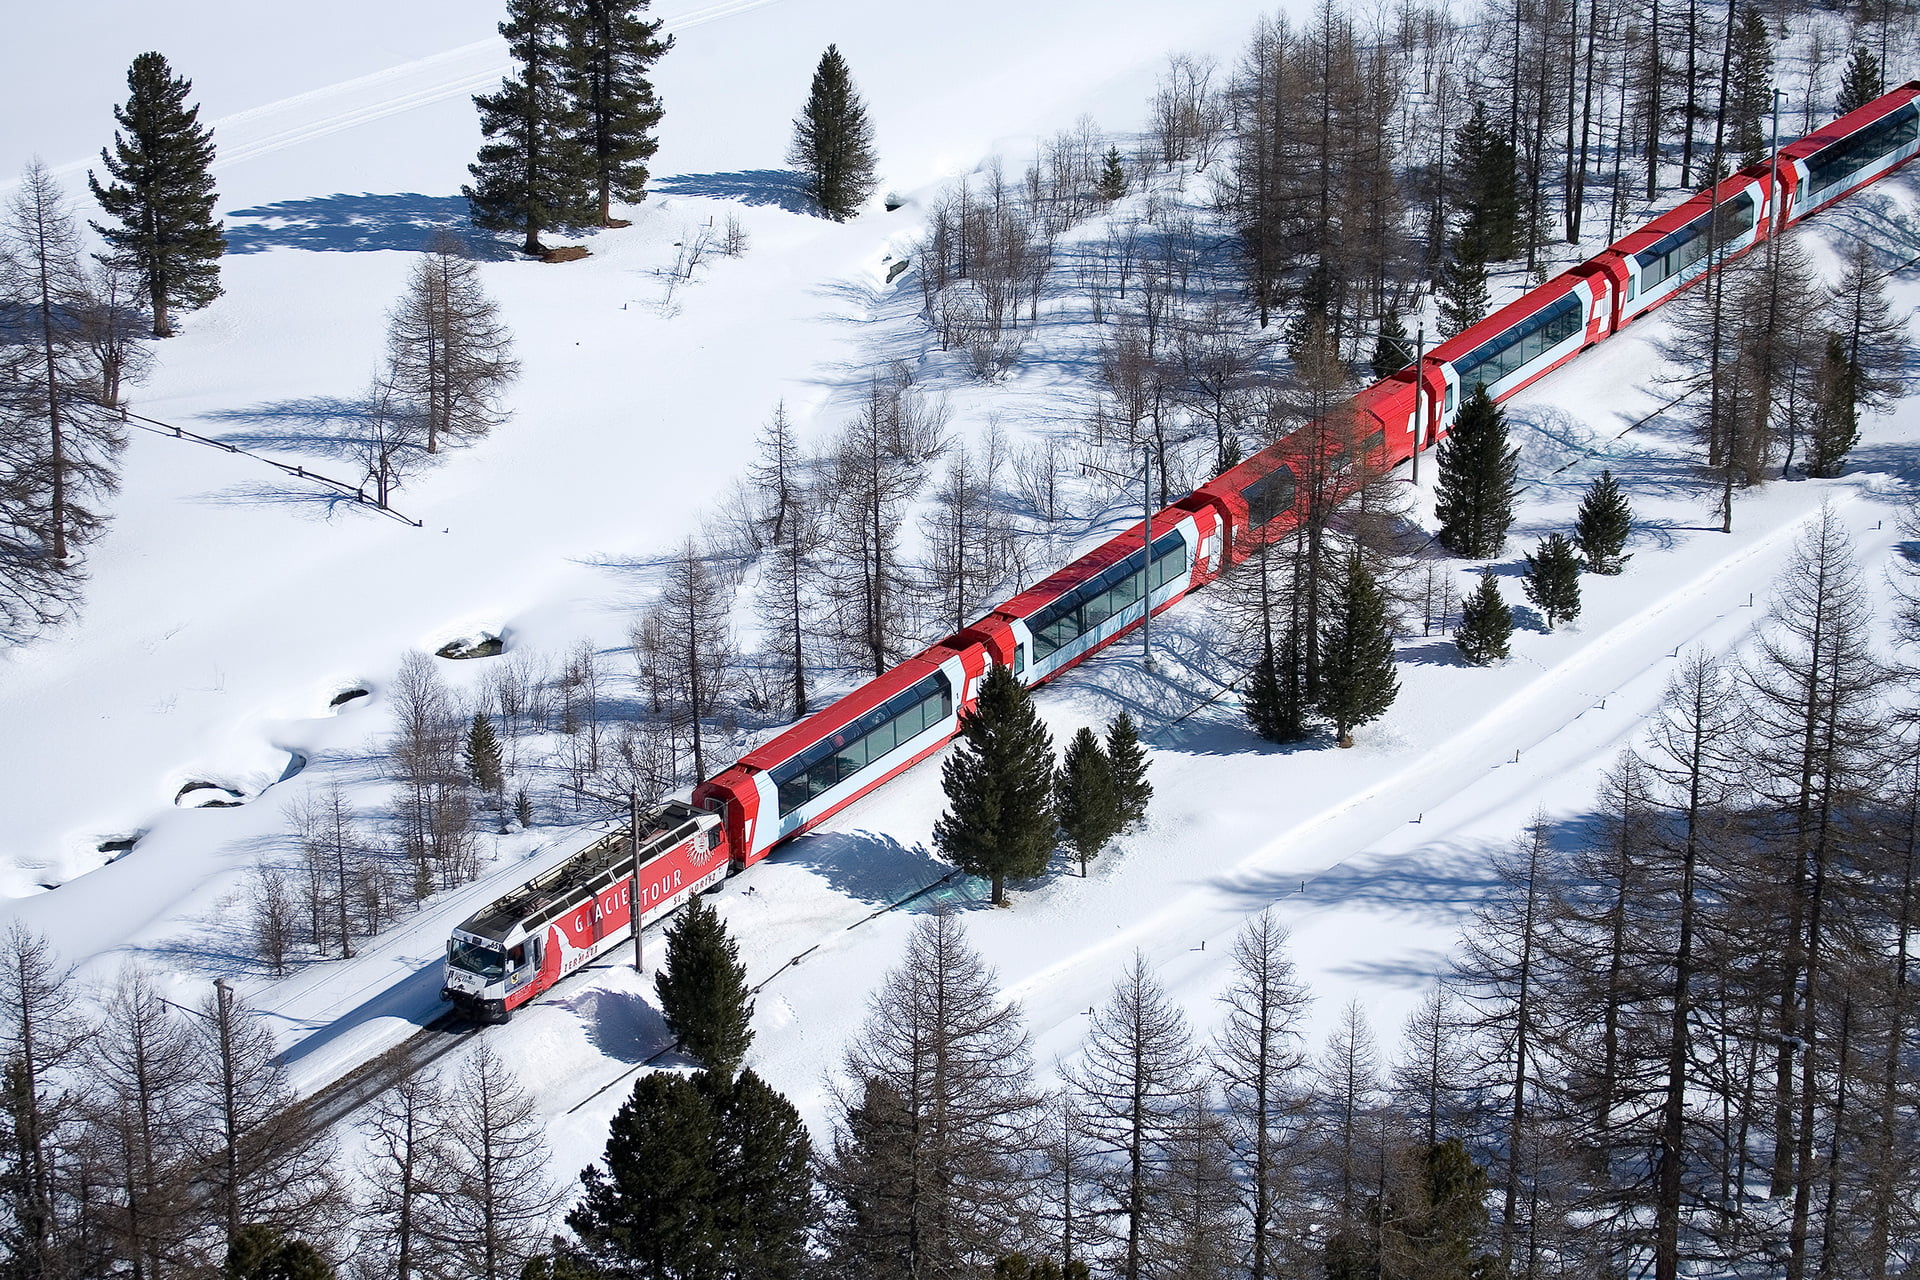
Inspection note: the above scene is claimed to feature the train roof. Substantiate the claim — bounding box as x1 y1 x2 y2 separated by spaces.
1192 387 1397 505
1598 167 1768 266
454 799 712 943
991 507 1196 624
737 647 958 773
1426 262 1599 368
1779 79 1920 161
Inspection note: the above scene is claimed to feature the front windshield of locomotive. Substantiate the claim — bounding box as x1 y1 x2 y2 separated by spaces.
448 939 506 981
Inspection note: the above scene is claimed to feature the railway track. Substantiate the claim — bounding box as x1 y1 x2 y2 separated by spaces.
298 866 975 1130
300 1013 479 1132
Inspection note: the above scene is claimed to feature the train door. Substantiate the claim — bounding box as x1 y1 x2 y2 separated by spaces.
503 938 540 995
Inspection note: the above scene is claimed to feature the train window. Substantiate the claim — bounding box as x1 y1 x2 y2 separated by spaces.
1806 103 1920 198
1013 643 1027 675
1364 430 1386 458
449 939 505 980
1633 193 1757 292
1452 293 1584 391
769 672 954 816
1240 465 1296 527
1024 531 1190 661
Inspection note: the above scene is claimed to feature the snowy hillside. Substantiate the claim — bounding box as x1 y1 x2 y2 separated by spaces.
4 0 1920 1255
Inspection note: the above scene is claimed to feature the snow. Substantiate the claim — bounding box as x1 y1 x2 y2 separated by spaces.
5 0 1920 1212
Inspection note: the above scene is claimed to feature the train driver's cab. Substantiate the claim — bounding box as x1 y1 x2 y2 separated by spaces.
443 932 516 1023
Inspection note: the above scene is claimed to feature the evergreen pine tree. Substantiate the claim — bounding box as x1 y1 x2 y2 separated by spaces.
561 0 673 226
1454 571 1513 665
1434 385 1519 559
89 52 224 338
1522 534 1583 629
706 1070 813 1280
1572 469 1634 573
1381 1140 1494 1280
1806 331 1859 479
1370 308 1412 380
465 712 505 797
1727 4 1775 168
1435 252 1490 339
465 0 595 255
1244 627 1310 744
1097 146 1128 201
1452 101 1520 263
1319 554 1399 748
788 45 879 221
654 895 755 1078
1836 45 1885 117
933 664 1056 905
1055 727 1122 876
567 1073 718 1276
1105 711 1154 831
224 1225 336 1280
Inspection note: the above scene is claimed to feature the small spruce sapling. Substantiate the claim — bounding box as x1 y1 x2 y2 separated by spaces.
1454 571 1513 665
1056 727 1121 876
1806 332 1859 479
932 664 1057 906
1370 308 1412 380
1572 469 1634 574
1105 711 1153 831
1097 146 1128 202
1244 628 1309 744
1319 554 1399 748
1523 534 1583 629
1434 385 1519 559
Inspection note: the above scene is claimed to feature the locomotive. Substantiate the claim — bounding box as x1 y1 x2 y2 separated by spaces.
443 82 1920 1024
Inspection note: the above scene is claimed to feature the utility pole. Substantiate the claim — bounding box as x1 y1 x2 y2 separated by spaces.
565 783 647 973
213 978 240 1253
1770 88 1788 239
1411 325 1428 485
1142 445 1155 672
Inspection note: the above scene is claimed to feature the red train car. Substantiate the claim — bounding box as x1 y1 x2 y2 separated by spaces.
693 638 992 869
441 800 728 1022
1779 81 1920 223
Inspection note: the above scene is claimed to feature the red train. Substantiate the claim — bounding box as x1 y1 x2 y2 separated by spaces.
443 83 1920 1022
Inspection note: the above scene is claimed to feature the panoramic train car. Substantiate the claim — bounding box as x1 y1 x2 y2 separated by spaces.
1192 379 1406 566
692 638 992 868
962 504 1223 686
1426 263 1614 433
1594 168 1770 330
442 800 728 1022
1779 80 1920 223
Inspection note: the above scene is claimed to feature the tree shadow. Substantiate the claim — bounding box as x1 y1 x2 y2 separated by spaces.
653 169 812 213
551 985 666 1065
199 395 376 460
223 193 514 258
768 829 974 911
1214 839 1507 929
1399 638 1470 667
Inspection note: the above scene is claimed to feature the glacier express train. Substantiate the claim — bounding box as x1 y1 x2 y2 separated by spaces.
442 83 1920 1022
